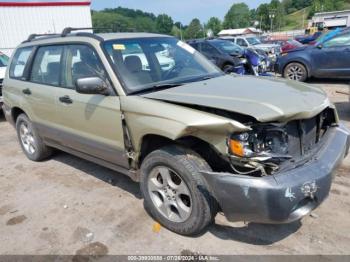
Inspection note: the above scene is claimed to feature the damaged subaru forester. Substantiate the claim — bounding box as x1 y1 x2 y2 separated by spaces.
2 29 350 235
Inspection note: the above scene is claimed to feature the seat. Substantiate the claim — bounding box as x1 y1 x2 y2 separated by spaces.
124 55 152 85
45 62 60 85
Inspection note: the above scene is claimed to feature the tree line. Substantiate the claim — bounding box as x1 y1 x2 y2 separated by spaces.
92 0 349 39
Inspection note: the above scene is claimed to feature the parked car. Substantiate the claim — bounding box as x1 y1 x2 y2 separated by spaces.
187 39 243 73
280 40 304 53
3 29 349 235
221 36 281 59
188 39 270 76
276 30 350 81
295 31 323 45
0 52 9 107
263 39 303 53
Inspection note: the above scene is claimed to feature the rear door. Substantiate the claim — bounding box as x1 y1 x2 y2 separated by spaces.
8 45 63 140
312 32 350 77
55 44 128 167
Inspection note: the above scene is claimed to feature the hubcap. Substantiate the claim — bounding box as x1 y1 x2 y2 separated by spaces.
19 122 36 155
148 166 192 223
286 65 304 81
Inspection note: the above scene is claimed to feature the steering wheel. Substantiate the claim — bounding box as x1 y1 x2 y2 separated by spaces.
162 56 193 80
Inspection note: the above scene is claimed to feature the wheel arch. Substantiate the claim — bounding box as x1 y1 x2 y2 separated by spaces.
138 133 227 172
11 107 27 123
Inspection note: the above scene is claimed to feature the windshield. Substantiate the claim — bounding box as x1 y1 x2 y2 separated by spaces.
246 37 261 45
210 41 243 54
0 53 9 67
103 37 222 94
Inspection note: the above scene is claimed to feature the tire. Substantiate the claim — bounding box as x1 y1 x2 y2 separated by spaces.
222 63 234 73
283 62 308 82
16 113 53 161
140 145 218 236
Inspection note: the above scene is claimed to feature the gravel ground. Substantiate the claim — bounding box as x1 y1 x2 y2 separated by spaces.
0 79 349 256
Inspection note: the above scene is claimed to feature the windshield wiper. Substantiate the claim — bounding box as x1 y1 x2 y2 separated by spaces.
129 83 183 95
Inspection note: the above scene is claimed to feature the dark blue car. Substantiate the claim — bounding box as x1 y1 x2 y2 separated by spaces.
276 30 350 82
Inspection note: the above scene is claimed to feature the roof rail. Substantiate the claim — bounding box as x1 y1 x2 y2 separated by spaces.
23 33 59 43
61 27 112 37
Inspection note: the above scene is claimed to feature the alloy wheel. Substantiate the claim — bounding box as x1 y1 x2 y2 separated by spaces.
19 122 36 155
286 65 305 81
148 166 192 223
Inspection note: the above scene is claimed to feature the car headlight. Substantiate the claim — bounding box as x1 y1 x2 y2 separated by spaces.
229 127 289 158
240 58 247 64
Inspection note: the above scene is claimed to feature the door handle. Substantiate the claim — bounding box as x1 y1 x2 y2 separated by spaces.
59 95 73 104
22 88 31 95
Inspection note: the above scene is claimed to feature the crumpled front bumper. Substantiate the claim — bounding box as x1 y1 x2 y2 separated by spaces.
201 124 350 224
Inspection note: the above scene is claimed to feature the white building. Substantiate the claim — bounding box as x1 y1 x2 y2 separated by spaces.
218 27 262 37
310 10 350 30
0 0 92 56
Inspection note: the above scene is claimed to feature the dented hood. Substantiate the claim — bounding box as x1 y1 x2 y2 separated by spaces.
141 75 330 122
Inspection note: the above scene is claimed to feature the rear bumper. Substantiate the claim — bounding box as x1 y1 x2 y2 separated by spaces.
201 125 350 224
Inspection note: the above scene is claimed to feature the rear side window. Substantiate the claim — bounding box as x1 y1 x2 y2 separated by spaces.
9 47 33 79
30 45 64 86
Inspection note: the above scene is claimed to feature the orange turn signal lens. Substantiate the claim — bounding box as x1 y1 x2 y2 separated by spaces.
229 139 245 157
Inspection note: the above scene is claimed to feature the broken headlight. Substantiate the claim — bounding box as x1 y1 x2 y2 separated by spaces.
229 126 289 159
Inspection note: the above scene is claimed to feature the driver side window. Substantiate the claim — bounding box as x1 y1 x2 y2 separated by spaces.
200 43 219 55
63 45 107 89
324 33 350 48
237 39 248 47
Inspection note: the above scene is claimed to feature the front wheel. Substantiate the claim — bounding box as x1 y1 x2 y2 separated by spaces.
140 145 217 236
283 62 308 82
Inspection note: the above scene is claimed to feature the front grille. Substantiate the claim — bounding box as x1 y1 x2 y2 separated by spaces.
285 109 334 158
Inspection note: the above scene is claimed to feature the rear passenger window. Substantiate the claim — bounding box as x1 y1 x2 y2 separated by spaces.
9 47 33 79
30 46 63 86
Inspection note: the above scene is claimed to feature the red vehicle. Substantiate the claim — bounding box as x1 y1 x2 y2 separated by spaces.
280 40 303 53
262 39 303 53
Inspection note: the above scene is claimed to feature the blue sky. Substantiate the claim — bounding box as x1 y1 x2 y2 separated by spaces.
91 0 270 25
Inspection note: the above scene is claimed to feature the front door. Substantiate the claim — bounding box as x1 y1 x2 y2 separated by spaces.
55 44 128 168
312 32 350 78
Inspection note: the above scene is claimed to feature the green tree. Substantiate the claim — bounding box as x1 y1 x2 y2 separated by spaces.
269 0 286 31
206 17 222 35
156 14 174 34
223 3 251 29
185 18 204 39
256 3 270 31
310 0 344 17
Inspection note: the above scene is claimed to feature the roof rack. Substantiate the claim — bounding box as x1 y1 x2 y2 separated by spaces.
23 33 60 43
23 27 112 43
61 27 112 36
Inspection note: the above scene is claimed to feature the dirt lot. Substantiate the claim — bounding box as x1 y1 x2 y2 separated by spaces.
0 79 350 256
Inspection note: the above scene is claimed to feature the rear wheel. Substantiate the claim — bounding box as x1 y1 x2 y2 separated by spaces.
140 145 217 235
284 62 308 82
16 114 53 161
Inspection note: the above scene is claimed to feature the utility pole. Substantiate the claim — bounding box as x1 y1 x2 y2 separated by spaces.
180 24 183 41
269 13 275 32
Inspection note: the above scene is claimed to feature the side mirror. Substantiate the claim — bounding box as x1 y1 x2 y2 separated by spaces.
75 77 110 96
317 44 323 49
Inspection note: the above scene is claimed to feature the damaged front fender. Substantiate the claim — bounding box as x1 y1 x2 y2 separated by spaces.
120 96 251 155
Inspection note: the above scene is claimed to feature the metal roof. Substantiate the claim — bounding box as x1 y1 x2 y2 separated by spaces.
0 0 91 7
